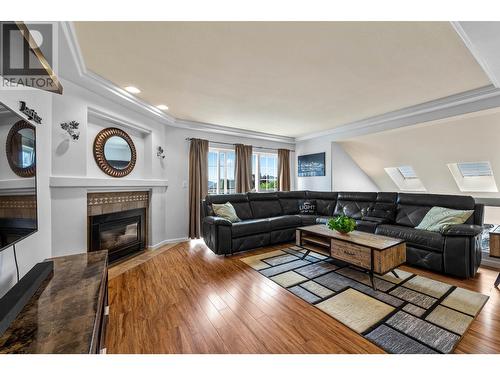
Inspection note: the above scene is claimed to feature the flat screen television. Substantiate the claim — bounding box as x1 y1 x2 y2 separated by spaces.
0 101 52 338
0 101 38 252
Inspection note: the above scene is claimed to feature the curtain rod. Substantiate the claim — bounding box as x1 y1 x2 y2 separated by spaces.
185 138 294 152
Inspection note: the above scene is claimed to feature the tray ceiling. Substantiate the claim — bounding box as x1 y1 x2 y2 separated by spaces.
73 21 490 137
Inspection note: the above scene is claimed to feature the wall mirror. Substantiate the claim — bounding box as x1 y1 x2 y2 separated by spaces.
6 120 36 178
93 127 136 177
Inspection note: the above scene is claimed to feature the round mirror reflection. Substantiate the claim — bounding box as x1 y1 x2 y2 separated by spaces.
103 136 132 170
12 128 35 168
94 127 136 177
6 121 36 178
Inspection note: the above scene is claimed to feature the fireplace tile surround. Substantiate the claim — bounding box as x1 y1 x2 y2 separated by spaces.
87 191 150 262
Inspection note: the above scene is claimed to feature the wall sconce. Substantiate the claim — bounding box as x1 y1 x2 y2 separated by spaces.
60 121 80 140
157 146 165 159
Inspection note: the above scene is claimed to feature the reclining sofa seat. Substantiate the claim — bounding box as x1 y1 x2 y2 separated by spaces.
201 191 484 278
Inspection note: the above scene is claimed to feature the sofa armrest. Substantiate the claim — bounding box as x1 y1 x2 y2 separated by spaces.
203 216 233 226
441 224 483 237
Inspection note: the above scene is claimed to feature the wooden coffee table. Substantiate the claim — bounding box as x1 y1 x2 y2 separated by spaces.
296 224 406 290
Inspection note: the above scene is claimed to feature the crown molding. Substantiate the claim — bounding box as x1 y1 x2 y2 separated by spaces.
296 85 500 142
451 21 500 88
60 21 86 77
88 106 153 135
175 118 295 144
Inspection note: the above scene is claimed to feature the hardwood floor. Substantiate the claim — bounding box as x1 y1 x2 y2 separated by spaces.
106 240 500 354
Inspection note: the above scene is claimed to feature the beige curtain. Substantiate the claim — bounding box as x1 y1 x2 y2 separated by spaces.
188 138 209 238
235 144 253 193
278 148 291 191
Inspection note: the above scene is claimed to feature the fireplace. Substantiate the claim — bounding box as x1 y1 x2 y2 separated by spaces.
89 208 146 263
87 191 149 263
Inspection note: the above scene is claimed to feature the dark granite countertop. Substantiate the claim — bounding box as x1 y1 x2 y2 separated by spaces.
0 251 108 354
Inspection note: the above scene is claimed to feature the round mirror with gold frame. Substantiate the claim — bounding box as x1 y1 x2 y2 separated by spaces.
6 120 36 178
93 127 136 177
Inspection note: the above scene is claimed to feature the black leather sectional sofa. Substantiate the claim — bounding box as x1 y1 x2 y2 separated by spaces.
201 191 484 278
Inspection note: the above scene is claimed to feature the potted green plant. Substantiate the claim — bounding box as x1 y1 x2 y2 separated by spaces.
327 215 357 234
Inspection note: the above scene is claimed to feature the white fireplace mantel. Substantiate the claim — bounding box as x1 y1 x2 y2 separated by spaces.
49 176 169 190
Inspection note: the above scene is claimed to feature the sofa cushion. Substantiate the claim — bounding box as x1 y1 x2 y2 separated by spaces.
395 205 431 227
278 191 307 215
376 224 444 253
337 192 378 202
334 192 377 219
365 202 397 222
248 192 282 218
396 193 476 226
376 192 398 204
334 201 373 219
231 219 271 238
204 193 253 220
268 215 302 230
306 192 337 216
398 193 476 210
296 214 318 226
355 219 378 234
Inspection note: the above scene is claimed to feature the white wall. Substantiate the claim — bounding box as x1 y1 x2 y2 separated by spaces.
0 88 53 297
331 143 378 191
295 136 378 192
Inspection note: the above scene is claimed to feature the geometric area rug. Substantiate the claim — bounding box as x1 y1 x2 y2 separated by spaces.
240 245 489 354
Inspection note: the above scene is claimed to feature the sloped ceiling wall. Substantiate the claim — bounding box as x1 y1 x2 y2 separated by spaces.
339 108 500 198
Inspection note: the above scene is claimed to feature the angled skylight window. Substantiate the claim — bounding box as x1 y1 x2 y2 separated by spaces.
448 161 498 192
385 166 426 192
397 165 418 179
457 161 493 177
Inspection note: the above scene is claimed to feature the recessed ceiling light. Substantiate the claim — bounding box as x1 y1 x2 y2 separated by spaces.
124 86 141 94
157 104 169 111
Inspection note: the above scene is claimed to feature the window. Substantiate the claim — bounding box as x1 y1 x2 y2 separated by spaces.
208 148 235 194
397 165 418 179
457 161 493 177
252 152 278 192
384 166 426 192
447 161 497 192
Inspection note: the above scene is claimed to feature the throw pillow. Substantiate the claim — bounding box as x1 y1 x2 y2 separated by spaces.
415 206 474 232
212 202 241 223
298 199 317 215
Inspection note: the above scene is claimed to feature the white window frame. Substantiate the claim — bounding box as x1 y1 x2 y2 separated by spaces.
384 166 426 192
447 161 498 192
208 147 235 195
252 151 278 192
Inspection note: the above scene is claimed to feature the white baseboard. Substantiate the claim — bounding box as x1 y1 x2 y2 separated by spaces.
148 237 189 250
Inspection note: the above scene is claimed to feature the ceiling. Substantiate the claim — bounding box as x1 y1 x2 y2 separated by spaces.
73 22 491 138
339 107 500 198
